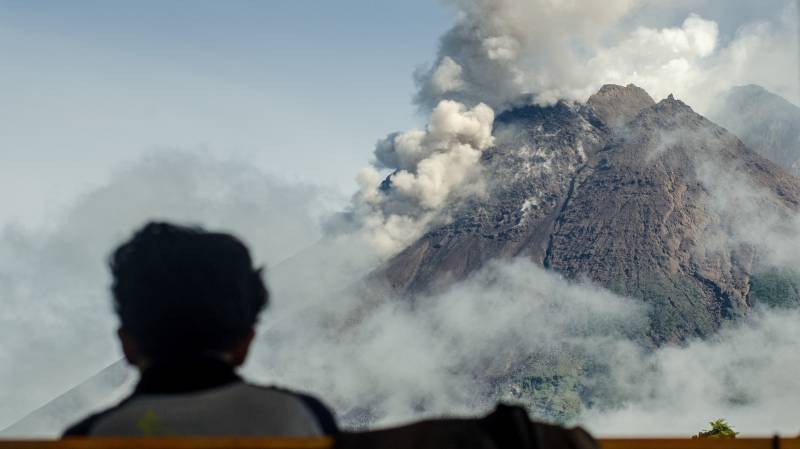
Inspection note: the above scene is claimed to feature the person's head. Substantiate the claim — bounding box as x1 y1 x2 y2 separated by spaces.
109 222 268 368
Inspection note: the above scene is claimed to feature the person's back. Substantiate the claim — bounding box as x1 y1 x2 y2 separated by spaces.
63 222 337 437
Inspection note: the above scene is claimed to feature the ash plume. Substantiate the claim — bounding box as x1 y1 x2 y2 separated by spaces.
415 0 799 112
349 100 495 256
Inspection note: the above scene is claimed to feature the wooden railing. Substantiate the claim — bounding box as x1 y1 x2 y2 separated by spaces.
601 439 797 449
0 438 797 449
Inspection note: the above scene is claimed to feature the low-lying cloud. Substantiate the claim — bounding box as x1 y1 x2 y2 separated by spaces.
250 258 648 428
255 255 800 436
582 308 800 436
6 144 800 437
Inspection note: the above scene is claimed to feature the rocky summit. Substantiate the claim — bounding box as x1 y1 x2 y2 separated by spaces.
377 84 800 344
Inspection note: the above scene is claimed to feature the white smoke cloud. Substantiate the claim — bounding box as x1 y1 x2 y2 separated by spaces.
695 154 800 270
254 255 800 436
585 15 720 105
705 5 800 107
248 257 650 428
429 56 466 96
416 0 645 110
351 100 494 256
416 0 799 113
581 308 800 436
594 2 800 112
11 240 800 437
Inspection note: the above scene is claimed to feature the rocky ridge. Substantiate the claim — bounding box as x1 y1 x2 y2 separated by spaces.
377 84 800 344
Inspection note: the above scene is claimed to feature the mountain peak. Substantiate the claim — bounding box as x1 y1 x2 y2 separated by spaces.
651 93 696 117
586 83 655 128
727 84 769 96
378 85 800 345
708 84 800 172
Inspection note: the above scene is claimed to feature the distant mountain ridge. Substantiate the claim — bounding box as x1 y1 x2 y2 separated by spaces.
377 84 800 344
708 85 800 175
1 361 133 437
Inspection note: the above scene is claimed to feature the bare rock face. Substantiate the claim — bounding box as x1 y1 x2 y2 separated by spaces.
586 83 655 128
383 100 604 295
377 84 800 344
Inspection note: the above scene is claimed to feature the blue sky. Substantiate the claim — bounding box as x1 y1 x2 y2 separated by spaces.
0 1 452 226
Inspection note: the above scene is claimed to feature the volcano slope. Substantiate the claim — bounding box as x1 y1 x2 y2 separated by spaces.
377 84 800 345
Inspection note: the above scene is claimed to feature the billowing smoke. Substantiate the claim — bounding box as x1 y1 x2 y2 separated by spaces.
415 0 644 109
580 307 800 435
416 0 799 113
251 258 649 428
609 3 800 113
262 265 800 436
367 0 799 258
349 100 494 256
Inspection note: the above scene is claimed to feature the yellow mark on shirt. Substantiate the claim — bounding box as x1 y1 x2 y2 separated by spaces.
137 410 170 436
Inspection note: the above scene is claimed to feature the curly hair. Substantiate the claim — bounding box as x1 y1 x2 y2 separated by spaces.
109 222 268 359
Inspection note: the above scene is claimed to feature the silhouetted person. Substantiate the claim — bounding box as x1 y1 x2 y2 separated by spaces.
63 222 338 437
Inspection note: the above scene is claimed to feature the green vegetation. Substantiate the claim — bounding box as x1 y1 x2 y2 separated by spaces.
495 268 800 425
497 352 589 423
694 419 739 439
497 349 635 424
749 268 800 309
639 272 713 337
607 271 717 342
516 373 583 422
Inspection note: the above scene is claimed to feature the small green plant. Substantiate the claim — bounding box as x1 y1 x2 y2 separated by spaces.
693 419 739 439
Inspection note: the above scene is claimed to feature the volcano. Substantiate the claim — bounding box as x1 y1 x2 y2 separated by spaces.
377 84 800 344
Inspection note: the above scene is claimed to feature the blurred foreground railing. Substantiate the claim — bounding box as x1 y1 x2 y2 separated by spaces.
601 439 796 449
0 437 797 449
0 438 329 449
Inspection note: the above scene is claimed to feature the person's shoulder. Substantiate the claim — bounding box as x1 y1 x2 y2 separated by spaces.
61 397 134 437
249 383 340 435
